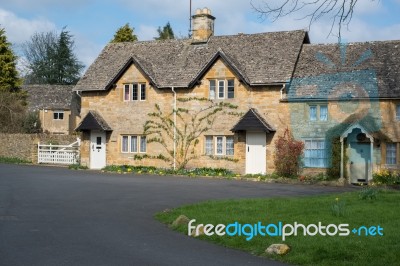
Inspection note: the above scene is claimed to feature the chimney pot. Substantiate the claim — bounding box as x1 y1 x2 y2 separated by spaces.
191 7 215 43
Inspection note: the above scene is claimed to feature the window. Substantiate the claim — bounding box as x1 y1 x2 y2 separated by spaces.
124 85 130 101
209 79 235 99
227 80 234 99
309 106 317 121
226 136 234 155
205 136 213 155
218 80 225 99
320 105 328 121
131 136 138 153
304 139 327 168
140 84 146 101
209 80 216 99
53 111 64 120
140 136 147 153
309 105 328 121
122 136 129 153
396 104 400 120
121 135 146 153
386 143 397 165
123 83 146 102
205 136 234 156
216 136 224 155
132 84 138 101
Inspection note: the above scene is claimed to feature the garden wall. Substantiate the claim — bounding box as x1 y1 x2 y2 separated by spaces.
0 133 78 163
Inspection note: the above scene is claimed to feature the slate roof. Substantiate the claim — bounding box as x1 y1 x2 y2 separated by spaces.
289 41 400 99
231 108 276 133
22 85 75 111
74 30 309 91
75 110 112 132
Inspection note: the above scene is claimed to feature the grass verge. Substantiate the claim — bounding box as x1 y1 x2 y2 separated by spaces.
0 156 31 164
156 190 400 266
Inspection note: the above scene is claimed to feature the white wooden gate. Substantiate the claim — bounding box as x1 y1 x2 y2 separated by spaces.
38 138 80 165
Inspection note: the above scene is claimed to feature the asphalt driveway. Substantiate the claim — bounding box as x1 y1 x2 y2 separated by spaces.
0 164 355 266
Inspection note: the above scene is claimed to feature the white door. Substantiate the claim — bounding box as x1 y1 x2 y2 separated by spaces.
90 131 106 169
246 132 266 174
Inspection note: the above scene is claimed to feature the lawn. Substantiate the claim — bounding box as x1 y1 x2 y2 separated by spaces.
156 189 400 266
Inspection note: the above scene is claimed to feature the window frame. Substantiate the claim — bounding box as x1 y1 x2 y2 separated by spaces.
124 84 130 102
123 83 146 102
309 105 317 121
386 143 397 165
205 136 213 155
396 104 400 121
121 135 147 154
309 104 328 122
319 105 328 121
53 111 64 120
205 135 234 156
140 84 146 101
304 139 327 168
217 80 225 99
132 84 138 101
209 79 235 100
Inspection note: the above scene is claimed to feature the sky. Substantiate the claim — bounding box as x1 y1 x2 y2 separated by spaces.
1 0 400 71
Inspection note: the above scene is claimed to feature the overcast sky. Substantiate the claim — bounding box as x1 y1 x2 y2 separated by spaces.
1 0 400 70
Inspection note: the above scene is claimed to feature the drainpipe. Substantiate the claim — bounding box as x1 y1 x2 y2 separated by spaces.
171 87 177 170
42 108 45 130
280 84 286 100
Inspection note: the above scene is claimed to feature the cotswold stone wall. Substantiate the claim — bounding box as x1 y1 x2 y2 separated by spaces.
80 59 290 173
0 134 78 162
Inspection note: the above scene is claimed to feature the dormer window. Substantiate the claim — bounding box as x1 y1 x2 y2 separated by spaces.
209 79 234 99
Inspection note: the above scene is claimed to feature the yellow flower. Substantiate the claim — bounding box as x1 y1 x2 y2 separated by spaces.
335 198 339 201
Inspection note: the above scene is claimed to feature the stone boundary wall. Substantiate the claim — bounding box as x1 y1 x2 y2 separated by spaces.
0 133 79 163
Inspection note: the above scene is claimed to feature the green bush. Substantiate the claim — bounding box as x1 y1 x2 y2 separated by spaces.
359 187 378 200
373 169 400 185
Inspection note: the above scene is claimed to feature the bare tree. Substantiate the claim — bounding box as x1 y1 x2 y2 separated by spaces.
251 0 375 38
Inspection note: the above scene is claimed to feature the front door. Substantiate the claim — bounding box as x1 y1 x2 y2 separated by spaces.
90 131 106 169
246 132 266 174
349 142 370 183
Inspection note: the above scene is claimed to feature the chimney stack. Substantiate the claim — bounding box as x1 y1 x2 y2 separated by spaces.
191 8 215 42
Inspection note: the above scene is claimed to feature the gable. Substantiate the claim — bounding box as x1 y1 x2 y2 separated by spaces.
118 62 149 85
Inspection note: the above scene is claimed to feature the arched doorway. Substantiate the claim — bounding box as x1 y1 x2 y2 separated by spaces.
340 125 373 184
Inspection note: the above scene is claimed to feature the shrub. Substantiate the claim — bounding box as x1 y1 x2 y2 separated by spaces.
274 128 304 178
359 187 378 200
373 169 400 185
326 137 348 179
23 111 41 133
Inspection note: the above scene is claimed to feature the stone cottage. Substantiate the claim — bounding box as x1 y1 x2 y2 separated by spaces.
74 8 400 183
23 84 80 135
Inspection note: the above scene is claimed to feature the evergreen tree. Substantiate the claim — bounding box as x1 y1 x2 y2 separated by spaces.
23 28 84 85
0 27 21 91
110 23 138 43
0 27 26 133
155 22 175 40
